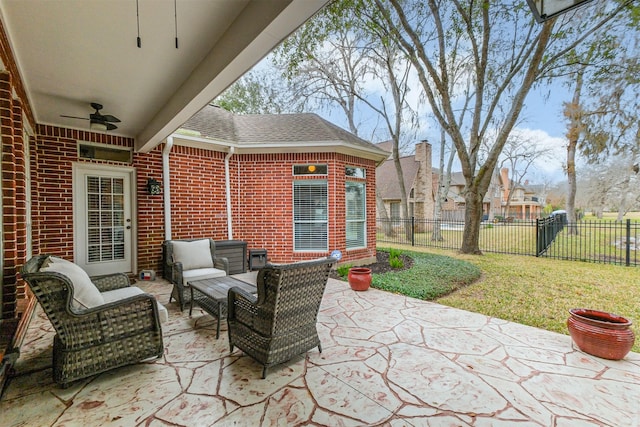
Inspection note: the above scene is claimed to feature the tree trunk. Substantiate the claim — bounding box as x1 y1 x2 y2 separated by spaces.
565 66 586 235
460 190 484 254
432 129 454 241
376 188 394 236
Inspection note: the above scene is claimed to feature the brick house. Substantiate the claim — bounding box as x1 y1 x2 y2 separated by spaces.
498 168 545 220
376 140 508 221
166 105 388 266
376 140 434 219
0 0 350 388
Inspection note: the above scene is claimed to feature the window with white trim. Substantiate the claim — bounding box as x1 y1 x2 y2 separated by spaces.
346 181 366 249
293 180 328 251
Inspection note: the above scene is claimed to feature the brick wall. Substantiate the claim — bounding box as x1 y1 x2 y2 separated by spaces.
27 133 379 279
0 72 26 318
133 146 164 273
34 126 135 259
232 152 377 265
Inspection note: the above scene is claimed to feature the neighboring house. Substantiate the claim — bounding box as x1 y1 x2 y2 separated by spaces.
376 140 434 220
376 140 498 221
499 168 545 219
376 141 547 222
434 171 503 221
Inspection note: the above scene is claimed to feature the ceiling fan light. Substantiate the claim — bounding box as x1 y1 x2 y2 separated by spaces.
90 121 108 132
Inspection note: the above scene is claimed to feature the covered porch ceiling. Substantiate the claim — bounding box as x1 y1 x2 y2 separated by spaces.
0 0 329 152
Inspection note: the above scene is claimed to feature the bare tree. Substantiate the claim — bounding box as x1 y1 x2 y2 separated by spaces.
371 0 631 254
499 131 553 217
273 4 419 238
432 128 457 241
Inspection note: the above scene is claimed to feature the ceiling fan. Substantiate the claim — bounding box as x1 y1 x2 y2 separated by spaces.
61 102 121 131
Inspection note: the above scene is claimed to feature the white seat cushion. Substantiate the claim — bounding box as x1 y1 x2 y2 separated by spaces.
102 286 168 323
181 267 226 286
40 256 105 309
171 239 214 271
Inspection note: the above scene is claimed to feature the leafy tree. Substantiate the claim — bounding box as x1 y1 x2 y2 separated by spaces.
561 4 638 227
215 70 300 114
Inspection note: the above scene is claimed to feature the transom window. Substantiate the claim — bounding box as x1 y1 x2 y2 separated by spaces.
293 164 327 175
293 180 328 251
346 166 365 178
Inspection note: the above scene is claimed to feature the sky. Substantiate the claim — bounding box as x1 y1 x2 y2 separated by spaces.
316 74 574 185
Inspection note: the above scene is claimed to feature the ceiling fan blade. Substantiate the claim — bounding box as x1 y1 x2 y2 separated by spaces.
60 114 89 120
101 114 121 123
105 122 118 131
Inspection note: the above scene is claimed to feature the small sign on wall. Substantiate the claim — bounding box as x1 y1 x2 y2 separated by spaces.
139 270 156 280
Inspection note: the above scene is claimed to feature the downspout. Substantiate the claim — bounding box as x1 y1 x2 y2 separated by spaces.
163 136 174 241
225 147 235 239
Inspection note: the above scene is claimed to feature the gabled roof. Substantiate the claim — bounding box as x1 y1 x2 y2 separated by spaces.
376 156 419 200
175 105 390 162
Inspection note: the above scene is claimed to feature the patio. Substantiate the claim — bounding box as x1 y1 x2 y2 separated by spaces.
2 274 639 426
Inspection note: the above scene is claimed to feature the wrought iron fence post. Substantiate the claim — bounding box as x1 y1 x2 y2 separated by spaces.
535 218 540 257
626 219 631 267
411 216 415 246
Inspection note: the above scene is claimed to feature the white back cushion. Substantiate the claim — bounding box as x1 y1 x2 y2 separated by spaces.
41 256 105 309
172 239 214 271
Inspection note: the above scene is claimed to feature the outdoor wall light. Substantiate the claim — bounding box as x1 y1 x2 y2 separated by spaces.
526 0 596 23
147 178 161 195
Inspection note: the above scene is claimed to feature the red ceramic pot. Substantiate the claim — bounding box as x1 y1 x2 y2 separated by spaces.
347 267 372 291
567 308 635 360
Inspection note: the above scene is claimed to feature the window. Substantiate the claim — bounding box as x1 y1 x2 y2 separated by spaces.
79 141 132 163
345 166 365 178
293 180 328 251
346 182 366 249
294 164 327 175
390 202 401 219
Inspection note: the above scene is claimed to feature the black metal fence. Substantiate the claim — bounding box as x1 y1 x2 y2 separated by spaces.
376 217 640 267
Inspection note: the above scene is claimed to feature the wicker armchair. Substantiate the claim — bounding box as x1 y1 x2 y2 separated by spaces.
227 257 334 378
164 238 229 311
21 255 164 388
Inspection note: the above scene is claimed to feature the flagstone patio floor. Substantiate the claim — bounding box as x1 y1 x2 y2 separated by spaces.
1 274 639 426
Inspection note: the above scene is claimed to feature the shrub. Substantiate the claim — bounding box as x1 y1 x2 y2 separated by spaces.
389 248 402 259
389 256 404 269
336 263 352 278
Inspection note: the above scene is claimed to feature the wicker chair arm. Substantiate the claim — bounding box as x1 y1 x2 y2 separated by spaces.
67 293 162 344
91 273 131 292
172 261 184 284
228 286 259 320
213 256 229 275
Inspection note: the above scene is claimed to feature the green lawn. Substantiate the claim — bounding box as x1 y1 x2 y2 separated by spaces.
376 245 640 353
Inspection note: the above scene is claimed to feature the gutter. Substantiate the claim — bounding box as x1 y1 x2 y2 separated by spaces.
224 147 235 239
163 136 174 241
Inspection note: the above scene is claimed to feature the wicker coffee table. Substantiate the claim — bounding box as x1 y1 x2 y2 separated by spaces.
188 276 257 338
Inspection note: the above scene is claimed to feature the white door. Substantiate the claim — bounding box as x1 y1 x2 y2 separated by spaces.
73 164 134 275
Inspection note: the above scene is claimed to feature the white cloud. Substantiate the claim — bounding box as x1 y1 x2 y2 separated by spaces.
512 127 567 182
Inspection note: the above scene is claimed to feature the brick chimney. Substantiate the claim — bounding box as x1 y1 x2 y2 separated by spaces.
500 168 510 200
413 140 434 219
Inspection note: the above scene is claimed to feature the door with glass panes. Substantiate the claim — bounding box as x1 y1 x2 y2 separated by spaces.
73 164 133 275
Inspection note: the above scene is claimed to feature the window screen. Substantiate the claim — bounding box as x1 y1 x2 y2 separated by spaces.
293 180 328 251
346 182 366 248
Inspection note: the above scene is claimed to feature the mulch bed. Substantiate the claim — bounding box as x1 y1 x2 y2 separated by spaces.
330 251 414 280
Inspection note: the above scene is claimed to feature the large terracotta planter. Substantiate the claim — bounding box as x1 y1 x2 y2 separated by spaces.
567 308 635 360
348 267 372 291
